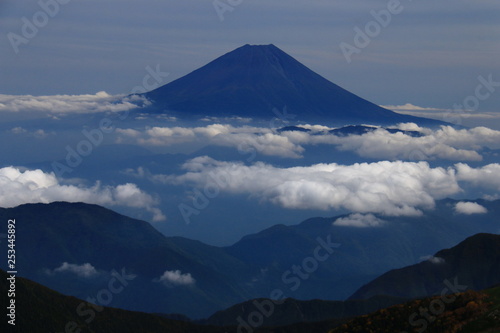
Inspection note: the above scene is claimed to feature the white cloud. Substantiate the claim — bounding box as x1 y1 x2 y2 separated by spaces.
333 213 386 228
10 127 54 138
165 157 465 216
383 104 500 122
53 262 99 278
0 92 149 114
455 163 500 191
420 255 446 264
10 127 27 134
454 201 488 215
0 166 165 221
382 103 449 112
281 125 485 161
156 270 195 286
117 123 500 161
164 158 500 216
118 124 303 158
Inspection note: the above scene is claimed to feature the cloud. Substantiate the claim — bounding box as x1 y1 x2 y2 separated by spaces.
333 213 386 228
156 270 195 286
164 158 500 216
383 104 500 122
0 166 165 222
165 157 466 216
420 256 446 264
281 124 487 161
455 163 500 191
10 127 54 138
117 122 500 161
381 103 447 112
454 201 488 215
118 124 303 158
0 92 149 114
52 262 99 278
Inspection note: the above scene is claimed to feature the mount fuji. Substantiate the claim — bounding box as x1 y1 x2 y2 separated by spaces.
143 44 444 126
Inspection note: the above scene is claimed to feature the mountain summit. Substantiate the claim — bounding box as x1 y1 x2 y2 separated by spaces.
144 44 440 125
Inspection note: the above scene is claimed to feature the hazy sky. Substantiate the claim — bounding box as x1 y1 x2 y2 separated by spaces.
1 0 499 115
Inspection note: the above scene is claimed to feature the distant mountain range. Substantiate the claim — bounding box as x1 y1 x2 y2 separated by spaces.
350 233 500 301
143 44 444 126
3 237 500 332
1 200 499 320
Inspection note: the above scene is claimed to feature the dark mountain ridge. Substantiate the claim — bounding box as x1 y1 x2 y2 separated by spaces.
2 200 499 319
349 233 500 301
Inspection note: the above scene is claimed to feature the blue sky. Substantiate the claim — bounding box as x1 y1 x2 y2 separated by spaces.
1 0 500 118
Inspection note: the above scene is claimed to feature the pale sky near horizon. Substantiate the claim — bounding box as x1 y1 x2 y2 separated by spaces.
1 0 499 121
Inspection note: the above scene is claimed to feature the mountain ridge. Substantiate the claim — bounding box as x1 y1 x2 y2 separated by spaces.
349 233 500 301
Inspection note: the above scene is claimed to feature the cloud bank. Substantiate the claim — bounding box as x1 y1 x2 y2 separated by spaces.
164 157 500 216
0 166 165 221
117 123 500 161
0 92 148 114
117 124 303 158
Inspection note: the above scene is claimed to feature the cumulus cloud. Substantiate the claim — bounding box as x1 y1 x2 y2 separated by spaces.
455 163 500 191
118 124 303 158
0 166 165 221
0 92 148 114
164 157 466 216
117 122 500 161
420 256 446 264
52 262 99 278
454 201 488 215
333 213 386 228
156 270 195 286
163 158 500 216
281 125 486 161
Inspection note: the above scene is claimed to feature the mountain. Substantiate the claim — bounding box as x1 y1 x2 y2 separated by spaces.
0 269 223 333
202 295 405 327
0 202 256 319
224 199 500 300
329 286 500 333
144 44 443 126
3 268 499 333
349 233 500 301
1 200 499 319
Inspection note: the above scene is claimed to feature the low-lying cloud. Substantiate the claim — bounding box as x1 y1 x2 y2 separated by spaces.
164 157 500 217
0 92 148 114
117 122 500 161
0 166 165 221
51 262 99 278
156 270 195 286
333 213 386 228
117 124 303 158
454 201 488 215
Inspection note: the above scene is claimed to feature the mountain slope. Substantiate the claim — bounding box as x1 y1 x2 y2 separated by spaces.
144 44 442 126
0 202 255 318
349 233 500 301
3 267 498 333
202 295 405 327
1 200 499 319
225 199 500 300
329 287 499 333
0 269 223 333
